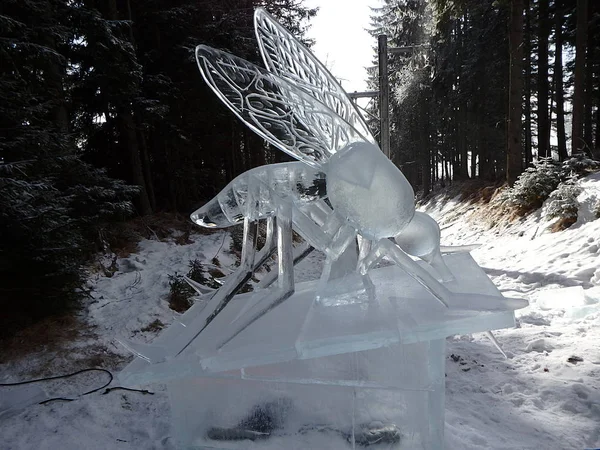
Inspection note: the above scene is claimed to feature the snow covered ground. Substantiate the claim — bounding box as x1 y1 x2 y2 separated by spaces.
429 172 600 450
1 173 599 449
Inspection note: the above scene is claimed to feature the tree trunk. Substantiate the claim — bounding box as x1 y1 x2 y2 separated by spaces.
537 0 550 158
125 0 135 42
138 129 156 210
444 157 450 186
507 0 524 186
554 0 568 161
583 38 594 153
595 104 600 159
523 0 533 166
593 3 600 159
421 99 431 195
432 138 437 188
106 0 151 214
120 111 152 215
460 104 468 178
471 117 478 178
434 143 438 184
251 133 266 168
572 0 589 154
472 102 481 178
452 128 459 180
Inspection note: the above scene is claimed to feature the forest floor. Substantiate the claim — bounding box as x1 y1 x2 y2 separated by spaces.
1 173 600 449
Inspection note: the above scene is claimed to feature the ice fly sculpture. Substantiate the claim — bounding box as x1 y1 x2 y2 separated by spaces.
119 9 528 448
184 8 527 349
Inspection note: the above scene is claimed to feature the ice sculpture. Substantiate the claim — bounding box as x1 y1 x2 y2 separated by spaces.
120 249 524 449
119 8 528 450
184 8 527 347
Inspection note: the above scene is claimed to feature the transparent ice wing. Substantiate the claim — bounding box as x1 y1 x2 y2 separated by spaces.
254 8 377 146
196 45 369 168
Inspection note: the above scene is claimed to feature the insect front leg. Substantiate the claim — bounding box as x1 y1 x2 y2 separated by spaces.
227 216 278 324
256 240 313 289
218 199 296 349
118 214 261 363
247 215 277 275
186 216 278 297
310 215 367 307
168 216 259 357
357 236 372 265
162 177 265 358
290 203 376 307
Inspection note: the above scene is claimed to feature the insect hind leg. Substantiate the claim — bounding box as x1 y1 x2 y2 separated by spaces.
360 239 527 312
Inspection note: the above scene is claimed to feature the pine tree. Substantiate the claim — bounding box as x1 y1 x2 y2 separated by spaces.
0 0 137 335
368 0 432 189
69 0 316 212
369 0 512 191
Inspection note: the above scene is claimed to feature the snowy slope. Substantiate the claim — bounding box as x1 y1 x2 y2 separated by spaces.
430 173 600 450
1 174 599 449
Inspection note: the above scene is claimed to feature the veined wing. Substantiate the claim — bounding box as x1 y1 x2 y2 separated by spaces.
196 45 368 168
254 8 377 146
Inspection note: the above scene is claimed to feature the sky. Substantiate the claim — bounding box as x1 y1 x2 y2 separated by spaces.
303 0 380 93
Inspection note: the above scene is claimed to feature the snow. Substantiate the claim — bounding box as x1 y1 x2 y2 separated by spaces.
425 172 600 449
89 232 236 344
2 173 600 449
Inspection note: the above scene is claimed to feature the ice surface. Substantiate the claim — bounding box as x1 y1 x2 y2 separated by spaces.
395 212 454 282
119 254 512 450
327 142 415 240
120 252 520 386
190 162 325 229
123 250 497 449
192 8 489 338
0 385 47 420
535 286 600 320
395 212 440 257
537 286 587 311
167 341 445 449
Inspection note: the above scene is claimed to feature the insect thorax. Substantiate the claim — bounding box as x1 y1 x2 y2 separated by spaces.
326 142 416 240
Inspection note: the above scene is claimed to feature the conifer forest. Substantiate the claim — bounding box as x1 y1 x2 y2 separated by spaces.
1 0 599 336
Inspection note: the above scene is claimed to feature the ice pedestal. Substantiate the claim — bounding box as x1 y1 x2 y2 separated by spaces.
169 341 444 449
120 253 521 449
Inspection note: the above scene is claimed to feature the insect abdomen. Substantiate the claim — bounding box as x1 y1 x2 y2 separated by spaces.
191 163 325 229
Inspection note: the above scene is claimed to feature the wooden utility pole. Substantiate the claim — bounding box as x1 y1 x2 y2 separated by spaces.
378 35 390 159
348 38 425 160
